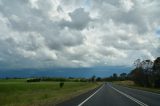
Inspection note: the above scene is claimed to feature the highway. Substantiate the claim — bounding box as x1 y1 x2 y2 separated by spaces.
57 83 160 106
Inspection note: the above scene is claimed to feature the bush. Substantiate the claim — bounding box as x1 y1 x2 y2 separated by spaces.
59 82 64 88
27 78 41 82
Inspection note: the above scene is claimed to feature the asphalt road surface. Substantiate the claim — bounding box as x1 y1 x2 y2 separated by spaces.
57 83 160 106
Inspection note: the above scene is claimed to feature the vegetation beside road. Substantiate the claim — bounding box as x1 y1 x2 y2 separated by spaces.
129 57 160 88
0 79 101 106
113 80 135 86
113 80 160 94
104 57 160 94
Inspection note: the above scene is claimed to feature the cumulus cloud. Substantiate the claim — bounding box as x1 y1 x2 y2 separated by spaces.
0 0 160 68
60 8 91 30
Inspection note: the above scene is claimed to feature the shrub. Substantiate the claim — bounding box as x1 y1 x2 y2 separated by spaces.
59 82 64 88
26 78 41 82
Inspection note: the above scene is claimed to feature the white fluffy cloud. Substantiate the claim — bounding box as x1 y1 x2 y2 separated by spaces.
0 0 160 68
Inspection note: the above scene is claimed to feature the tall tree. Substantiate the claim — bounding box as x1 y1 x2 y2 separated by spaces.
153 57 160 75
120 73 127 80
152 57 160 87
141 60 153 72
134 59 141 68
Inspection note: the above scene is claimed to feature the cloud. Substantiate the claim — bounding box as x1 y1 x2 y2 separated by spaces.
60 8 91 30
0 0 160 68
46 27 84 50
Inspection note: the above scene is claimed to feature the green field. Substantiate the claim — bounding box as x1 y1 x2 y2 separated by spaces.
0 79 100 106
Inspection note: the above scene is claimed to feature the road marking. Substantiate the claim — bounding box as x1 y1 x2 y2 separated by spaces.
120 85 160 96
78 84 104 106
109 84 148 106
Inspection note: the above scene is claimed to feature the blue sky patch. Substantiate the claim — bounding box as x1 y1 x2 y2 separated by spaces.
156 27 160 37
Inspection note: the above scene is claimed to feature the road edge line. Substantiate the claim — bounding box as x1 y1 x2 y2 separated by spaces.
109 84 148 106
78 84 104 106
119 85 160 96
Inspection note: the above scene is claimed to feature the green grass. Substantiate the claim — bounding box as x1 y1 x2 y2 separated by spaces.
0 79 100 106
113 80 160 94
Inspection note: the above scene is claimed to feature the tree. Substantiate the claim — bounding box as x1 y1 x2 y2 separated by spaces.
113 73 117 78
153 57 160 75
59 82 64 88
91 75 96 82
130 58 160 88
134 59 141 68
120 73 127 80
141 60 153 73
112 73 118 81
130 59 153 87
96 77 102 82
152 57 160 87
129 68 147 86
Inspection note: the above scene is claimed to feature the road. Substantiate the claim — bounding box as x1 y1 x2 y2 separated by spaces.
57 83 160 106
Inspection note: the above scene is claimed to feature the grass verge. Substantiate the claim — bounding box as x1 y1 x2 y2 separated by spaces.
113 80 160 94
0 79 101 106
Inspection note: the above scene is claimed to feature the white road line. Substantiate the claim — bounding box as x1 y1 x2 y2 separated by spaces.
120 85 160 96
78 84 104 106
109 84 148 106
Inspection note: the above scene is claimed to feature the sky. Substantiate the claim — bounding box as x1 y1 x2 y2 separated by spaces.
0 0 160 69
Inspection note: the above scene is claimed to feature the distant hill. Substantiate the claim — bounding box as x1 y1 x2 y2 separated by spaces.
0 66 132 78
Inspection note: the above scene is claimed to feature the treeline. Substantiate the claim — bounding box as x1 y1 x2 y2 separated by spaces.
26 77 88 82
26 74 130 83
27 73 128 82
102 73 128 82
128 57 160 88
